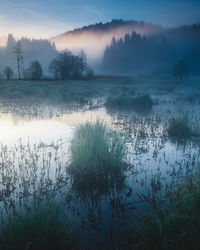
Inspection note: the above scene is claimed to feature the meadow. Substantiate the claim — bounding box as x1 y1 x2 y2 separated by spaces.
0 75 200 249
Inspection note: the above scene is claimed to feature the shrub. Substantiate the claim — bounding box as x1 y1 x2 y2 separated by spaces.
167 116 198 140
105 94 153 113
24 61 43 80
173 59 190 82
132 95 153 111
0 203 78 250
3 66 13 80
186 93 200 104
68 120 127 194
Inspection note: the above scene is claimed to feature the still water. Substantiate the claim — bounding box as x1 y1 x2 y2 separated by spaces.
0 104 200 249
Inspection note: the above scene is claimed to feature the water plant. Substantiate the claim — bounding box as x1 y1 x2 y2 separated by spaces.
167 116 199 140
0 202 78 250
105 94 153 114
68 120 127 194
138 172 200 250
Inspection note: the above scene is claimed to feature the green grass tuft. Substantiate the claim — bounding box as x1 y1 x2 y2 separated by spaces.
105 94 153 113
68 120 127 194
167 116 199 140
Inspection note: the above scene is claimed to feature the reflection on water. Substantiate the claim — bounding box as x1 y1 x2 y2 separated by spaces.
0 116 71 145
0 108 112 145
0 103 200 249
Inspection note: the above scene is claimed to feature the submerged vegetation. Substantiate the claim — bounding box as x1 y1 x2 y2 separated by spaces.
68 120 127 194
0 203 78 250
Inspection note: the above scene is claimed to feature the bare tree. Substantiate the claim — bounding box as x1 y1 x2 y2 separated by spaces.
49 50 88 80
13 42 23 80
3 66 13 80
29 60 43 80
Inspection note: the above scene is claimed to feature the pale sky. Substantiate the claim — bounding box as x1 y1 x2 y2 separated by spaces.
0 0 200 39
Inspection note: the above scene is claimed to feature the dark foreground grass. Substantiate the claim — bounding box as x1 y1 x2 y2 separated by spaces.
0 203 78 250
68 120 127 194
138 172 200 250
105 94 153 114
167 116 199 140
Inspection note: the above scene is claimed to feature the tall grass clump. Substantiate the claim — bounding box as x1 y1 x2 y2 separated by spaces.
105 94 153 113
0 203 78 250
138 173 200 250
68 120 127 193
167 116 199 140
186 93 200 104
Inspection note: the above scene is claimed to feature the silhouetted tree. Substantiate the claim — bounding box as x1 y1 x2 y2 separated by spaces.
58 51 74 80
76 50 87 78
85 67 94 79
49 50 88 80
6 34 16 50
27 60 43 80
0 35 57 77
110 37 117 50
0 71 4 79
48 59 59 79
173 59 190 82
3 66 13 80
102 31 174 74
13 42 23 80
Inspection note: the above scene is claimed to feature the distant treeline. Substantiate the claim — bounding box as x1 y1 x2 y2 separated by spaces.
1 20 200 78
0 34 93 80
102 26 200 75
62 19 163 36
102 33 174 74
48 50 93 80
0 34 57 74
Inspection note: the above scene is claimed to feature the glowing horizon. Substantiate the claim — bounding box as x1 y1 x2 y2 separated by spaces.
0 0 199 41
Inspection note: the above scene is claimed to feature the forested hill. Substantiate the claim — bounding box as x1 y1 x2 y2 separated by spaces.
51 20 164 62
51 20 200 67
1 20 200 76
59 20 163 36
101 24 200 75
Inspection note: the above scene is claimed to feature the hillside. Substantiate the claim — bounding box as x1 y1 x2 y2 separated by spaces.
51 20 164 62
101 23 200 75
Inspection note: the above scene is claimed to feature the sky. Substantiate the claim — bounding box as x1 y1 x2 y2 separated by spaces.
0 0 200 39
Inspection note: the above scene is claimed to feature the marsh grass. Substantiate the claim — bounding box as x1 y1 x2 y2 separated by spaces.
105 94 153 114
68 120 127 194
138 172 200 250
186 93 200 104
0 202 78 250
167 116 199 140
